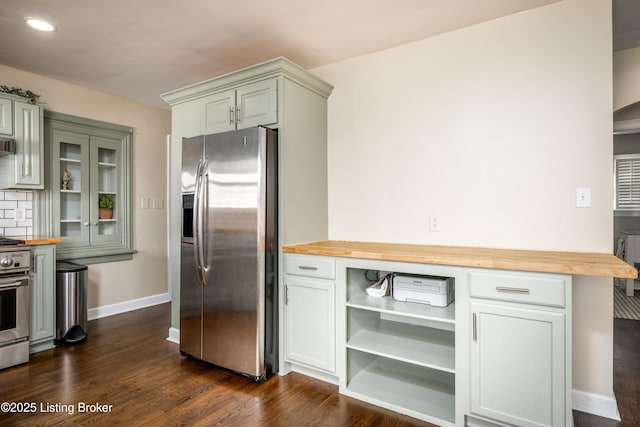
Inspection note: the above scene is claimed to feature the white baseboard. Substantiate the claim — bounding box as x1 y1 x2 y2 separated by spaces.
572 389 621 421
87 293 171 321
290 363 338 385
167 327 180 344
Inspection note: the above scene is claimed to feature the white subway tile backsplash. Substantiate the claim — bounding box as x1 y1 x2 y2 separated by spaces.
4 192 27 201
0 190 33 237
4 227 28 236
0 200 17 209
0 219 17 227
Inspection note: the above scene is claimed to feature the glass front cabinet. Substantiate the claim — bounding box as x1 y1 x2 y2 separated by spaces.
40 112 132 263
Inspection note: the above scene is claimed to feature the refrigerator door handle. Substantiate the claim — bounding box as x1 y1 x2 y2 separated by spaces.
193 158 208 286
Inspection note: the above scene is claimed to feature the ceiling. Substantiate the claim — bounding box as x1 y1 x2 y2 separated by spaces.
0 0 634 110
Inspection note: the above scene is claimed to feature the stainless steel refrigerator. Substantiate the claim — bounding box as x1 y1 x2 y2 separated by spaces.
180 126 278 382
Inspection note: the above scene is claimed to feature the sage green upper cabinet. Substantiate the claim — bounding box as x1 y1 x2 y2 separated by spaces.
0 93 44 189
37 112 133 264
0 97 12 135
202 79 277 134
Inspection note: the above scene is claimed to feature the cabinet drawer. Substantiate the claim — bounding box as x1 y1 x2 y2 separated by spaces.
469 270 566 308
285 255 335 280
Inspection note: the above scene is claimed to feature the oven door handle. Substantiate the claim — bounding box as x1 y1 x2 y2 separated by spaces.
0 282 21 289
0 280 27 289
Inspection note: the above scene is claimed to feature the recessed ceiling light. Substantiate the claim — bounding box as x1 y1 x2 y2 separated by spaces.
25 17 56 32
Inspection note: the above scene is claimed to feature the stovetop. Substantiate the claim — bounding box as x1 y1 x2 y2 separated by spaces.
0 237 20 246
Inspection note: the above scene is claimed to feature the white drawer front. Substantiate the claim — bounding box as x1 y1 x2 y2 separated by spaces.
469 270 566 308
285 255 335 280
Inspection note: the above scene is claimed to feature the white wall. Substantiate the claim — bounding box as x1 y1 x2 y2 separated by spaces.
0 64 171 310
314 0 616 412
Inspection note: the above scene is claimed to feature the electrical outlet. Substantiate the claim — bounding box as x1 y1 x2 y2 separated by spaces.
14 207 26 222
429 216 441 232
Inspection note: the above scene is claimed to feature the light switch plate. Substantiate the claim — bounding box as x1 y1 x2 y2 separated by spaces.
576 188 591 208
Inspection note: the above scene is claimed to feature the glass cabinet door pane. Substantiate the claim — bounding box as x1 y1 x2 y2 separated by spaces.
91 137 122 244
53 131 90 246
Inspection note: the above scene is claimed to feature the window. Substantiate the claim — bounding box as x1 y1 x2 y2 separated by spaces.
614 154 640 210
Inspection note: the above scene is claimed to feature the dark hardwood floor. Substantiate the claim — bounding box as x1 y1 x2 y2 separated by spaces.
0 303 429 426
1 303 638 426
573 318 640 427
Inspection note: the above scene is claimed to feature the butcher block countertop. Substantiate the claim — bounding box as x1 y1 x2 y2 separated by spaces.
10 236 62 245
282 240 638 279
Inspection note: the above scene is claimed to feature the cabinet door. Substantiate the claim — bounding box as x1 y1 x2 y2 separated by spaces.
236 79 277 129
0 97 12 135
13 101 42 187
30 245 56 346
470 302 565 427
90 136 123 246
202 89 236 134
53 130 91 248
285 276 335 373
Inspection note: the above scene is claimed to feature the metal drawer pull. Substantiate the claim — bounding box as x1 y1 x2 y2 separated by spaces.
472 312 477 341
298 265 318 271
496 286 530 294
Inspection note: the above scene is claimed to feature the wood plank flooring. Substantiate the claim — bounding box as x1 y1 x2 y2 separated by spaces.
572 318 640 427
0 303 429 426
1 303 638 426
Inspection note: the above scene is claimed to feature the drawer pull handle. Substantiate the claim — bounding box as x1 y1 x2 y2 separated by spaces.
298 266 318 271
496 286 530 294
472 312 477 341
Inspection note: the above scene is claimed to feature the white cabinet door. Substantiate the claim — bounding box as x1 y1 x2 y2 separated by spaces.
236 79 277 129
285 276 335 373
470 302 565 427
0 97 12 135
202 89 236 134
202 79 277 134
14 101 42 187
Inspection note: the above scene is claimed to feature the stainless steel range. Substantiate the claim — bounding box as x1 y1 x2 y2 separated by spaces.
0 238 30 370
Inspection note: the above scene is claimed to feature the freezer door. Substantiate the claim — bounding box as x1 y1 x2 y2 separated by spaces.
201 127 268 378
181 135 204 193
180 242 202 358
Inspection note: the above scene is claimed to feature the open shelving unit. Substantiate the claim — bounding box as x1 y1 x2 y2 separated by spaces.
344 267 456 427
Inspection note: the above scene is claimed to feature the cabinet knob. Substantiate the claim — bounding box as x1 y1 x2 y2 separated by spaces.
83 222 90 226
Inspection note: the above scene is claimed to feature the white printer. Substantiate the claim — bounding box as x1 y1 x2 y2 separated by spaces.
392 274 454 307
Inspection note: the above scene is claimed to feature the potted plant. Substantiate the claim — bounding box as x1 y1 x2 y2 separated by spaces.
99 194 114 219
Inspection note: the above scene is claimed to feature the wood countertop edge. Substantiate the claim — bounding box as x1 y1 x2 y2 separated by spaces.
282 240 638 279
10 237 62 245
